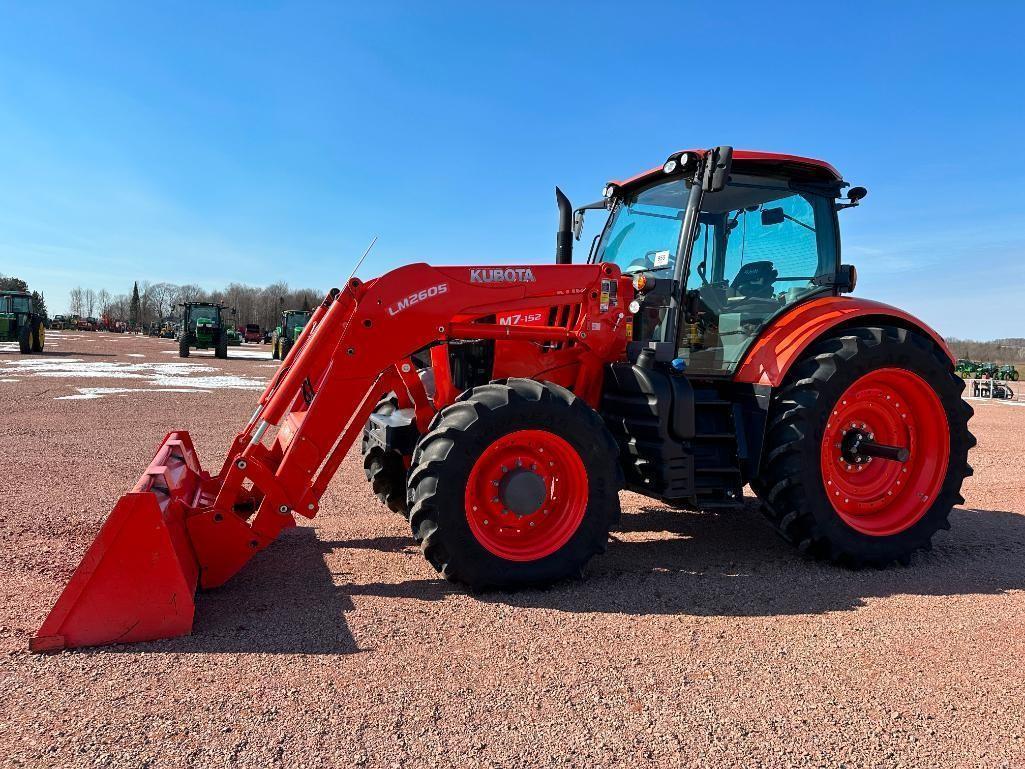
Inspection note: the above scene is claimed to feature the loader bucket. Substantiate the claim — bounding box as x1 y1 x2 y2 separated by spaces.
31 432 204 652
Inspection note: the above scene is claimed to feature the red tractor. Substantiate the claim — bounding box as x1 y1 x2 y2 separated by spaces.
33 147 974 651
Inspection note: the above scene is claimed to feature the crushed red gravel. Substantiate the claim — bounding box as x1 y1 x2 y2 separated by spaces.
1 331 1023 768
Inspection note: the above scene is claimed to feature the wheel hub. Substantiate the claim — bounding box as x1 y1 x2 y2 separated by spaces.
839 427 910 466
498 468 547 516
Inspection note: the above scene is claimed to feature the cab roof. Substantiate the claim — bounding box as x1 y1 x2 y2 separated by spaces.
611 149 843 192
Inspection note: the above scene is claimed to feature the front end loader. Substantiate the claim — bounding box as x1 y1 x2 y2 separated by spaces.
33 147 974 651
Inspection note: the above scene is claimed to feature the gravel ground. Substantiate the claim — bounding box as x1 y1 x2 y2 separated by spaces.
1 331 1023 768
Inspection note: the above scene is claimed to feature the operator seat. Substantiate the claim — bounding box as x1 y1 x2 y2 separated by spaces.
730 260 778 300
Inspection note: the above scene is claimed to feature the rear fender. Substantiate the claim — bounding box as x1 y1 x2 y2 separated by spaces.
733 296 951 387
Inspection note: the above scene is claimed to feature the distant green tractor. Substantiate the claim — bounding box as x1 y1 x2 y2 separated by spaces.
271 309 312 360
226 326 243 346
178 302 235 359
997 364 1020 382
0 291 45 354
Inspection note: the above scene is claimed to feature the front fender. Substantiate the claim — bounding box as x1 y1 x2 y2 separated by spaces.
733 296 952 387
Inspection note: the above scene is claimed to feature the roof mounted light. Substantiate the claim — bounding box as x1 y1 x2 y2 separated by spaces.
664 152 696 176
602 183 620 199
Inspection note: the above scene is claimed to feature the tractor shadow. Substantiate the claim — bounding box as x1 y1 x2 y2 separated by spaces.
111 502 1025 653
40 350 117 359
478 502 1025 617
117 526 361 655
336 502 1025 619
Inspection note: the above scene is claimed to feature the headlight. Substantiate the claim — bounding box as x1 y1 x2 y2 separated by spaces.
662 159 678 174
628 300 641 314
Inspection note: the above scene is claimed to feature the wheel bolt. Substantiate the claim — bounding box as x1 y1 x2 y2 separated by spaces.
483 519 489 525
529 521 535 527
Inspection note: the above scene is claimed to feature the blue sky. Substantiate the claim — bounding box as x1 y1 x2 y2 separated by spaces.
0 1 1022 338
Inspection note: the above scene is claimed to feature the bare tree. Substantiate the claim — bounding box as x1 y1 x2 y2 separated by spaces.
68 286 84 316
84 288 97 318
97 289 111 318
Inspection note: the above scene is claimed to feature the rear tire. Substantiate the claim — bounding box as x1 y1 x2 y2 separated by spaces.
754 325 974 566
407 378 622 590
179 335 190 358
362 396 409 517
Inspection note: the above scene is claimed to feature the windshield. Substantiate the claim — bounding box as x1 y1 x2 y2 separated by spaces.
593 178 689 276
11 296 30 313
286 313 310 333
188 305 220 323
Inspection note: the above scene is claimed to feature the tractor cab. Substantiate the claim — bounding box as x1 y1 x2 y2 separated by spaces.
0 290 45 354
589 149 861 377
178 301 232 359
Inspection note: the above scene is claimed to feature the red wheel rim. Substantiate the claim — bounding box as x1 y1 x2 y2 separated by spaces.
464 429 588 562
820 367 949 536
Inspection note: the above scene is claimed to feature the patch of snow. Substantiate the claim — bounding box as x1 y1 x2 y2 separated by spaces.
126 353 146 358
56 387 214 401
2 357 265 392
159 347 273 361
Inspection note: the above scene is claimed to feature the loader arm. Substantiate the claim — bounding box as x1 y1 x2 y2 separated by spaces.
33 261 629 650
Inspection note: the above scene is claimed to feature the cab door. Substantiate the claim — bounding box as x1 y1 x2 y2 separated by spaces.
678 175 840 376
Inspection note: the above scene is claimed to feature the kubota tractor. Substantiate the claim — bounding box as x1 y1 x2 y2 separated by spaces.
178 302 232 359
33 147 974 652
0 291 45 353
271 309 311 360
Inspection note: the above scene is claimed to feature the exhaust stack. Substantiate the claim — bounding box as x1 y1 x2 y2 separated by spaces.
555 187 572 264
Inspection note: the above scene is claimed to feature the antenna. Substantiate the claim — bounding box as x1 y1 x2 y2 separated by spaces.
346 235 378 283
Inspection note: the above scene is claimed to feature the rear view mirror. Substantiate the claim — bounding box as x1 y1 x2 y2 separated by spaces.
702 146 733 193
761 207 785 226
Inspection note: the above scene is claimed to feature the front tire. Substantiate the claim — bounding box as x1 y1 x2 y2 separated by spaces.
18 324 32 354
31 320 45 352
179 335 190 358
754 325 975 566
407 378 622 590
361 395 409 517
215 330 228 359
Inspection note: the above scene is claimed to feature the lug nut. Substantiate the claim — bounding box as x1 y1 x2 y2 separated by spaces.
278 505 289 514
